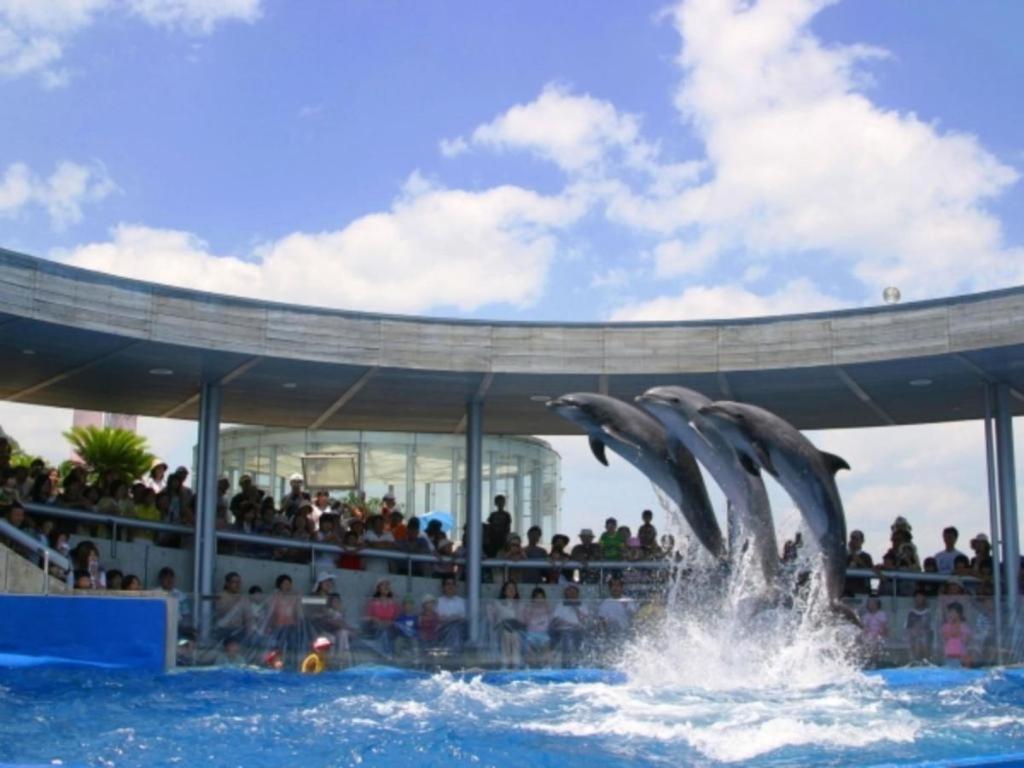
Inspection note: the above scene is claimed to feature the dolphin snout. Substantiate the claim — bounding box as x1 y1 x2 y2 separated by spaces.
546 395 577 409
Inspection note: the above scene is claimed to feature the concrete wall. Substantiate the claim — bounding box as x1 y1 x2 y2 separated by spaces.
0 544 69 595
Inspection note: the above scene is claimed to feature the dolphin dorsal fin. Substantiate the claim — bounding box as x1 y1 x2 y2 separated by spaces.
589 436 609 466
820 451 850 475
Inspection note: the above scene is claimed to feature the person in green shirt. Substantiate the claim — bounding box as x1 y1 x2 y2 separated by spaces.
599 517 625 561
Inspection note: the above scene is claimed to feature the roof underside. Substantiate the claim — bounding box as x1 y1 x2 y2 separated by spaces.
1 248 1023 434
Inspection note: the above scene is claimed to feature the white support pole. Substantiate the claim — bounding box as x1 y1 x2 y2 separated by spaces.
984 384 1004 662
465 399 483 645
195 381 222 642
995 383 1020 635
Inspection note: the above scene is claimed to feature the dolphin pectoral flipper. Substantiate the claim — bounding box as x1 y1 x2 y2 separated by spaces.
589 436 610 466
737 452 761 477
820 451 850 475
600 424 642 453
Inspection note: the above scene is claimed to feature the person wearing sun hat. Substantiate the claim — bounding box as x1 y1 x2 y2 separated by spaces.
301 636 332 674
146 459 168 493
970 532 994 574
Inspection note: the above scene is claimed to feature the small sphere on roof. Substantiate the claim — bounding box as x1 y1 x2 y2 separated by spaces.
883 286 901 304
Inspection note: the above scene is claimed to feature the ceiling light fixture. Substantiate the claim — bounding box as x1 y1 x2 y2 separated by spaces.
909 378 932 387
21 349 35 355
148 368 174 376
282 382 298 389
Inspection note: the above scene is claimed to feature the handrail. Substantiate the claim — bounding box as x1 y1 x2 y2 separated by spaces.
0 518 71 572
18 501 993 587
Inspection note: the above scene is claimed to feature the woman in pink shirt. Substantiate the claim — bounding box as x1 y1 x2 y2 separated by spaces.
941 602 972 667
365 579 399 657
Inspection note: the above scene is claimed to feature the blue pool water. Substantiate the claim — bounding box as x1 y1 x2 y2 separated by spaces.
2 662 1024 767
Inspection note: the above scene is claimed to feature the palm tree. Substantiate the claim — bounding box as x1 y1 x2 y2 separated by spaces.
63 426 155 485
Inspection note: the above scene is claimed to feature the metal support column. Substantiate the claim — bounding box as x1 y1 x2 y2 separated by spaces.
513 457 524 535
405 442 416 517
195 382 222 642
995 384 1020 633
465 399 483 645
984 385 1004 661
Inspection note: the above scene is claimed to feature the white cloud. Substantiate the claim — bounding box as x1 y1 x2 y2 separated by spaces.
0 160 117 228
0 0 260 85
652 235 719 277
450 83 661 176
609 277 842 321
438 136 468 158
57 174 586 314
661 0 1023 297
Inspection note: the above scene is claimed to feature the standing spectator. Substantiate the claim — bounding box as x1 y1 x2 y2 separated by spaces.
280 473 307 519
365 579 399 658
523 587 552 666
213 572 247 642
570 528 603 584
860 596 888 664
363 514 395 575
970 533 994 576
547 534 573 584
600 517 625 562
146 461 168 493
934 526 966 575
311 490 331 528
522 526 548 584
845 530 874 596
485 494 512 557
268 574 302 660
494 533 526 583
637 509 658 552
230 475 260 518
941 602 972 667
380 490 399 518
906 590 933 663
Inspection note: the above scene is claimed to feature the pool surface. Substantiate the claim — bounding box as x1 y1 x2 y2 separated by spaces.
2 662 1024 767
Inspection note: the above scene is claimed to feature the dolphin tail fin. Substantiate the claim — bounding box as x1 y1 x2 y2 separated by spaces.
820 451 851 475
589 436 610 466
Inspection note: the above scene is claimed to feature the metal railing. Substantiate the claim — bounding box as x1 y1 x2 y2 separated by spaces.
0 517 72 595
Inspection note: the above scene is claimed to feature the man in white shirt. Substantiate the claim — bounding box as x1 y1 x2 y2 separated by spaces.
362 513 395 574
550 584 589 664
934 526 966 574
598 577 636 635
436 576 467 653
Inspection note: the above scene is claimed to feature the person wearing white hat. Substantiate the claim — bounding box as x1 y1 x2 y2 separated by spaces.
970 532 994 574
280 472 307 519
146 460 168 493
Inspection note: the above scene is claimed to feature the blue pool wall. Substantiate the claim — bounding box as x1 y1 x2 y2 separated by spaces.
0 594 175 671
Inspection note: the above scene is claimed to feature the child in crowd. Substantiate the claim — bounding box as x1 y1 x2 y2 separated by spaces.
941 602 972 667
393 596 420 659
861 596 888 663
300 636 332 674
418 595 440 649
905 590 933 663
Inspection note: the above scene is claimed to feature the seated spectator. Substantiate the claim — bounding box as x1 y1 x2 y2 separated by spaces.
436 576 468 654
158 566 192 631
364 578 399 658
570 528 602 584
522 526 548 584
132 487 161 542
215 637 245 666
549 584 589 666
600 517 625 562
598 577 636 638
388 510 407 542
393 596 420 659
919 557 941 597
122 573 142 590
72 569 93 589
941 602 972 667
886 518 921 571
71 541 106 589
490 580 524 669
432 538 457 581
906 590 933 663
106 569 123 590
246 585 269 641
311 489 331 528
418 595 440 648
934 526 966 575
523 586 552 666
316 593 353 666
1 501 45 561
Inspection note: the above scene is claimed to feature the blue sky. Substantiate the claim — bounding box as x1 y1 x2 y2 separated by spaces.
1 0 1023 560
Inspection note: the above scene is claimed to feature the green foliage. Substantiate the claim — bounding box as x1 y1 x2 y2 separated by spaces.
62 426 155 485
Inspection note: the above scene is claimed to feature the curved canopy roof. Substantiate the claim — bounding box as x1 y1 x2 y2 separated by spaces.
0 247 1022 434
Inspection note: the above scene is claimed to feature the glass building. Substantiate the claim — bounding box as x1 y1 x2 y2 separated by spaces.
215 427 561 535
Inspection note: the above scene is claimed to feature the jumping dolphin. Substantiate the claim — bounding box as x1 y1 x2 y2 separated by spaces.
547 392 725 560
636 386 779 587
697 400 849 603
